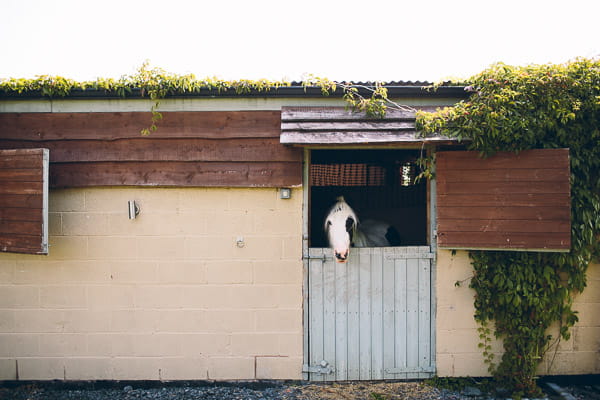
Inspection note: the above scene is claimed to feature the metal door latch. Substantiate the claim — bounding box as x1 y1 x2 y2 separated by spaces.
302 360 334 374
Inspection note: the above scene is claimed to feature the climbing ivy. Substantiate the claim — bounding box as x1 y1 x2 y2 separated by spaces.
417 59 600 398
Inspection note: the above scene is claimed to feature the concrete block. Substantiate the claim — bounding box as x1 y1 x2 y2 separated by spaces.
47 236 88 260
158 357 208 380
61 212 110 236
0 286 40 308
227 189 277 211
201 310 254 333
277 285 302 308
64 357 113 380
58 261 111 284
230 333 281 356
206 261 253 284
88 285 135 310
0 334 39 357
14 260 62 284
0 359 17 380
134 286 185 309
38 333 87 356
180 334 231 356
14 310 64 333
40 286 87 308
278 333 303 357
0 258 15 282
253 261 302 284
208 356 255 380
256 356 302 379
111 357 161 380
157 261 206 284
108 261 157 283
49 189 85 212
48 212 62 236
87 236 136 260
62 310 111 333
155 310 204 333
18 357 65 380
254 309 302 333
136 237 185 261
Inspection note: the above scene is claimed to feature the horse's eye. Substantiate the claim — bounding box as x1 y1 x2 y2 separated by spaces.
326 220 332 226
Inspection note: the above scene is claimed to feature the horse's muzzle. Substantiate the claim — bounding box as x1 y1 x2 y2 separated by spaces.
334 250 349 263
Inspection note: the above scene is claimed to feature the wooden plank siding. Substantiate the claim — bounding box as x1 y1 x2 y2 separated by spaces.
0 148 49 254
436 149 571 251
280 106 459 145
0 111 303 187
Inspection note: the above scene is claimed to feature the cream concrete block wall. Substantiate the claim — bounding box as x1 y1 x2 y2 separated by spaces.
436 250 600 377
0 187 304 381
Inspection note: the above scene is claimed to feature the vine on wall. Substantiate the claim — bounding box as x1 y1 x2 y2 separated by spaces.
417 58 600 398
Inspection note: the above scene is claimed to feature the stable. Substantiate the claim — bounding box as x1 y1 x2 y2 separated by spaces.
0 82 597 381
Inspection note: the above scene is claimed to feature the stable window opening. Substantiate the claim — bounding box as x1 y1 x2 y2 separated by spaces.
309 149 427 249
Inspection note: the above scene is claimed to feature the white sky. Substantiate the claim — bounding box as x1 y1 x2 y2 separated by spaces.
1 0 599 83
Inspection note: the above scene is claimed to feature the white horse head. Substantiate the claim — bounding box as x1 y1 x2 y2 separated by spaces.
324 196 358 263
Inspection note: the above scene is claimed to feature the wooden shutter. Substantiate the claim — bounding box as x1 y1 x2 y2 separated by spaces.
0 148 49 255
436 149 571 252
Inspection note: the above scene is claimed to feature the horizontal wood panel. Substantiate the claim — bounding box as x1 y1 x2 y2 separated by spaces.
0 181 43 195
0 168 43 181
0 234 45 254
282 121 415 131
0 153 44 169
437 193 570 207
437 181 570 194
0 111 281 140
438 232 570 251
438 168 570 183
0 138 302 163
0 194 43 209
437 148 569 170
438 206 571 221
49 161 302 188
281 107 418 121
438 219 570 233
280 131 456 145
0 220 43 236
0 207 44 222
436 149 571 251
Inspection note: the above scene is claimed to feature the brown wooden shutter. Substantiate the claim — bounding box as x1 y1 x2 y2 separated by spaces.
0 148 49 255
436 148 571 251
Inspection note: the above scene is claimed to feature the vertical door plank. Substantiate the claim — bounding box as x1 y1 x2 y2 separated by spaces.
382 248 396 379
346 254 360 380
370 249 384 379
418 257 432 378
323 255 337 380
394 252 408 379
406 257 420 379
359 248 372 380
309 248 325 382
335 260 348 380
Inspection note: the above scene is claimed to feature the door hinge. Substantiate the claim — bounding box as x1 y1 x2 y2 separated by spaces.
302 360 334 374
303 254 331 261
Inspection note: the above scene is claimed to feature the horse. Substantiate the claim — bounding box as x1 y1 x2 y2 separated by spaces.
324 196 400 263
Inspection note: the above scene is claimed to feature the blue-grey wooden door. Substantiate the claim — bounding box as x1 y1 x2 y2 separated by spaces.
305 246 434 381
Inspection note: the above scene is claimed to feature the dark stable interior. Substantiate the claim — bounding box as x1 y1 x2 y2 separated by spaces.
309 149 428 248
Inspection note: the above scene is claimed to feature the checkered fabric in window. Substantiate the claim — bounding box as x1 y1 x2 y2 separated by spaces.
310 163 385 186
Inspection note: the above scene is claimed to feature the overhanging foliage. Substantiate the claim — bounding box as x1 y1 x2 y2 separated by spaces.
417 58 600 398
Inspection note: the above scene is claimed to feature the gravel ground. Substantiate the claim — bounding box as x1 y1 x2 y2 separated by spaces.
0 380 557 400
0 381 483 400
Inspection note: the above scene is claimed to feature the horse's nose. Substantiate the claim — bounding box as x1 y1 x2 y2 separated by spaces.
334 250 348 263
